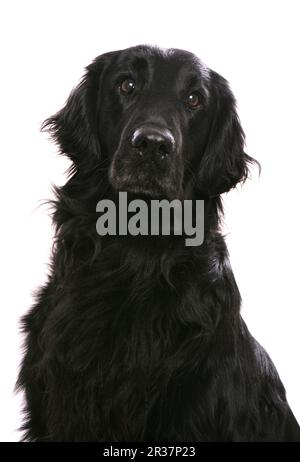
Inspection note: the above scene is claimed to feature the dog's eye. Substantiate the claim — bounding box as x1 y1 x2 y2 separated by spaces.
187 92 201 109
120 79 135 95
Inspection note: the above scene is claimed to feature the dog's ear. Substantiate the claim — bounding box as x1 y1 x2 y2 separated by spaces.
197 70 259 197
42 56 109 164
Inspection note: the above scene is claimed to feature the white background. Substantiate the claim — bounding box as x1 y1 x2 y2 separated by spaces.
0 0 299 442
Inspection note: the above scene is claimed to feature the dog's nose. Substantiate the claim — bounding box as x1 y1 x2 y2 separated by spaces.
131 127 175 159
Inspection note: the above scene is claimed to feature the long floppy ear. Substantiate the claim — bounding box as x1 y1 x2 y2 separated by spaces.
42 56 108 164
197 70 259 197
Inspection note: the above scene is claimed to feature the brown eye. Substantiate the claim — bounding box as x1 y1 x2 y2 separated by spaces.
120 79 135 95
187 92 201 109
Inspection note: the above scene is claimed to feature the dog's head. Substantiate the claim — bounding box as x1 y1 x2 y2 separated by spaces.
44 45 258 200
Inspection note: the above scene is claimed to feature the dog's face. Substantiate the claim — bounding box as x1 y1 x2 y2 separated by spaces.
102 47 211 199
44 45 257 199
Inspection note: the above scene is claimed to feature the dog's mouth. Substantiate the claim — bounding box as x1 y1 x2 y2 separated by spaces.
109 164 163 197
108 123 183 199
109 156 182 200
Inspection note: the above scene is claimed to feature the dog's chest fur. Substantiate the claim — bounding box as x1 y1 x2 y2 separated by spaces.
37 238 238 441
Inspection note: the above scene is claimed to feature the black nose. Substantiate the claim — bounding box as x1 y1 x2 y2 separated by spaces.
131 127 175 159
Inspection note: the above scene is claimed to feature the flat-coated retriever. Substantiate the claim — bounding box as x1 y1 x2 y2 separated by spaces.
18 45 300 442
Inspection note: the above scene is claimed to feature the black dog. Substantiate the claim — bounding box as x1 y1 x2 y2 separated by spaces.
18 45 300 442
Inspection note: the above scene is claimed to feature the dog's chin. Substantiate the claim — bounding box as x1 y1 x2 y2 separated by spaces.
112 181 171 200
109 173 180 201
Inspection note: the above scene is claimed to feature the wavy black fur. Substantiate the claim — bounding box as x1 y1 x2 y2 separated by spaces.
17 45 300 442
